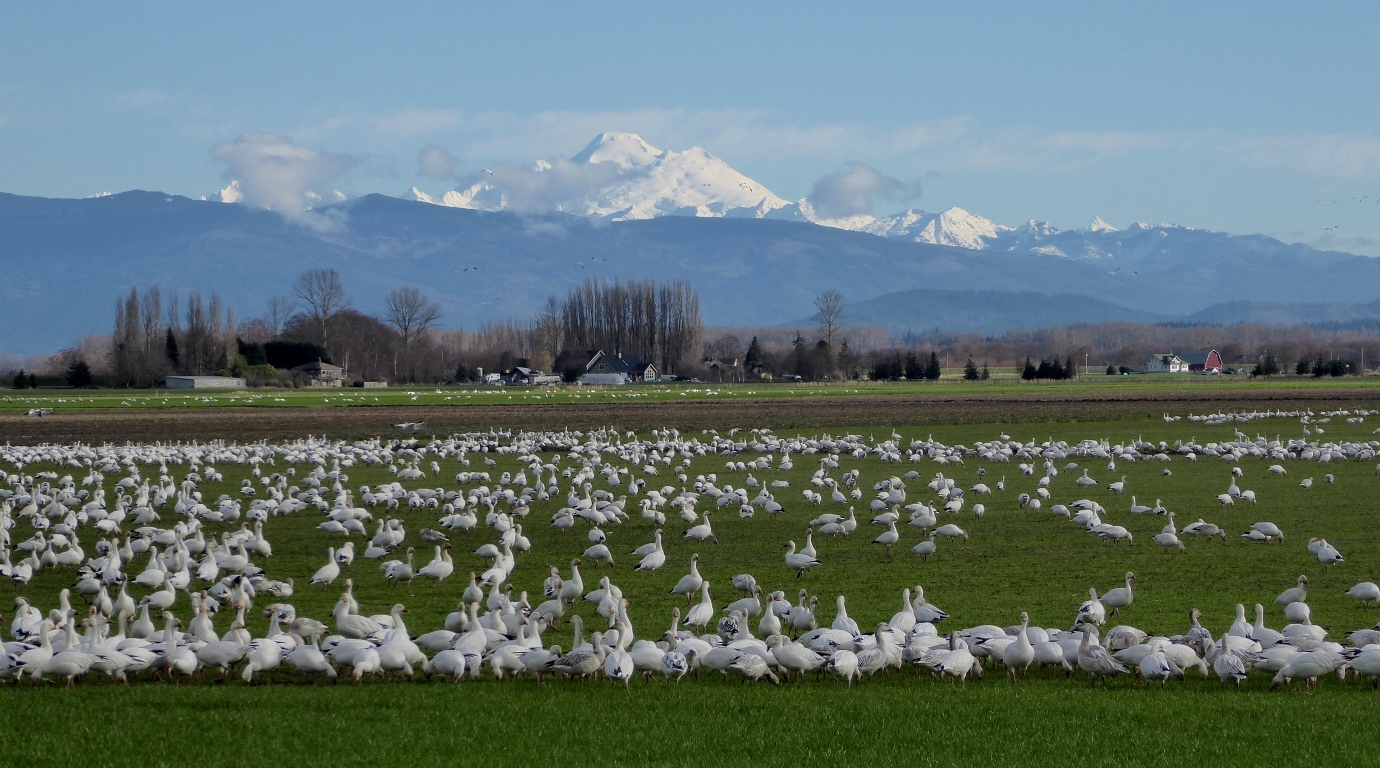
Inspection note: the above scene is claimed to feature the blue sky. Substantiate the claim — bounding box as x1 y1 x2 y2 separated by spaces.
3 2 1380 252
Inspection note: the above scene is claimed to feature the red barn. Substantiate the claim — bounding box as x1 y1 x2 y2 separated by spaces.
1178 349 1223 373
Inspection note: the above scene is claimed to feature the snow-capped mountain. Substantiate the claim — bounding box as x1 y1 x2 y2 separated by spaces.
406 133 1207 262
413 132 794 221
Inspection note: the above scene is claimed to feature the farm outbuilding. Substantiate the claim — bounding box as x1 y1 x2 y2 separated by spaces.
165 375 245 389
1178 349 1224 373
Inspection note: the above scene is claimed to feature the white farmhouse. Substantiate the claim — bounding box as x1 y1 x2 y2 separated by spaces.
1144 353 1187 373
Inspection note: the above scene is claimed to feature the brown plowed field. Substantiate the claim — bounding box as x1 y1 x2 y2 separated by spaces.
4 386 1379 444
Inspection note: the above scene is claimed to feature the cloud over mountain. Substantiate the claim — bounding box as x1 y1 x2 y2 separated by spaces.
212 132 358 232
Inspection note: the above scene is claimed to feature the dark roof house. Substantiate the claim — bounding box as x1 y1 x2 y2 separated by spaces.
586 350 657 382
1177 349 1224 372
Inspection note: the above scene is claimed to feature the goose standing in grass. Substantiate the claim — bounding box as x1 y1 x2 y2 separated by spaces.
827 649 861 687
684 512 718 544
872 520 900 558
1076 589 1106 627
1100 573 1135 617
310 547 340 588
911 585 948 624
911 530 940 561
934 523 968 542
832 595 860 636
1154 528 1186 553
1347 581 1380 609
1077 626 1128 684
634 530 666 573
1004 612 1035 681
669 553 702 602
1138 650 1183 688
784 540 820 578
416 544 454 585
683 582 714 630
1275 575 1309 606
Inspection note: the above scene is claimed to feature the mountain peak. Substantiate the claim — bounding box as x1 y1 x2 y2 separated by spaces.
570 132 664 168
1088 216 1117 232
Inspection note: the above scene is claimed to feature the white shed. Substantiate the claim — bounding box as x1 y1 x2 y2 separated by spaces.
165 375 246 389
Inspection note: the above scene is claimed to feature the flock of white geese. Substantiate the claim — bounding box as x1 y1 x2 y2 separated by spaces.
1 411 1379 691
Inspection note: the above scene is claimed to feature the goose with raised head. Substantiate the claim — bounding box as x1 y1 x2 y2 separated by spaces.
832 595 860 636
1004 612 1036 681
1077 626 1128 684
683 582 714 629
634 530 666 573
911 585 948 624
310 548 340 588
1101 573 1135 617
416 545 454 585
783 540 820 578
684 512 718 544
889 588 917 634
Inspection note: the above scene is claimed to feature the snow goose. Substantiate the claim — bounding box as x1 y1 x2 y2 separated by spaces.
1269 649 1343 691
1003 612 1036 681
827 649 861 687
683 512 717 544
800 529 818 559
889 588 917 634
783 540 820 578
1274 575 1309 606
1248 521 1284 542
831 595 860 636
1153 529 1186 553
669 553 703 604
1076 626 1128 684
728 653 779 684
683 582 714 630
911 586 948 624
1228 604 1253 638
1347 581 1380 609
934 523 967 542
910 529 943 559
634 530 666 573
1076 589 1106 627
872 520 900 558
310 548 341 588
1139 650 1184 687
1211 641 1254 689
1100 573 1135 617
416 544 454 585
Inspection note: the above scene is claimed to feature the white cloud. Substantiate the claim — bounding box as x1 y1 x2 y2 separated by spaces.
417 145 459 180
806 162 922 219
373 108 463 137
211 132 358 233
1233 133 1380 177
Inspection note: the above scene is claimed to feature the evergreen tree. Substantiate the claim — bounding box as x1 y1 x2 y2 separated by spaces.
1296 359 1310 376
12 369 25 389
1065 355 1076 380
65 360 94 388
1106 365 1117 375
1021 358 1036 380
904 351 922 380
165 328 180 370
926 351 942 380
28 373 37 389
744 336 763 371
981 363 990 380
963 357 979 380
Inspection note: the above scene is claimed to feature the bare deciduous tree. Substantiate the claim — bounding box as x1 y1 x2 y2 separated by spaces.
383 287 442 347
264 295 297 336
293 268 347 351
813 289 846 346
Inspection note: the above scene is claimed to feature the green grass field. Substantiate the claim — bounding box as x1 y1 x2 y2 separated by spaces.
2 373 1376 414
3 402 1380 765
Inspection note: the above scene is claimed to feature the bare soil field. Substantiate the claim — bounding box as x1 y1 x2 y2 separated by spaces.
4 385 1379 443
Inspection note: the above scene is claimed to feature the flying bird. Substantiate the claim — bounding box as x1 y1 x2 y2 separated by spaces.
1108 268 1120 275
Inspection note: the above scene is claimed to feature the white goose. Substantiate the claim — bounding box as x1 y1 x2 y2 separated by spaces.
667 553 704 604
784 540 821 578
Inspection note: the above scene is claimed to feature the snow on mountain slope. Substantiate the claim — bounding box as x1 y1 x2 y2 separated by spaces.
419 132 794 221
860 207 1011 250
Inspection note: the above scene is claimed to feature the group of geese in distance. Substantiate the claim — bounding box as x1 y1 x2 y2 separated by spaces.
1 408 1379 691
